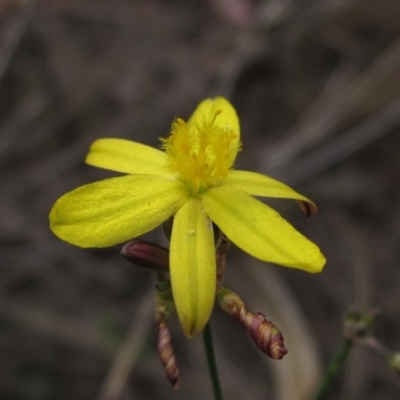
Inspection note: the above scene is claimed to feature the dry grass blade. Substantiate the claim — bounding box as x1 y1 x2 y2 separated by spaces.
0 0 37 82
96 288 156 400
263 33 400 172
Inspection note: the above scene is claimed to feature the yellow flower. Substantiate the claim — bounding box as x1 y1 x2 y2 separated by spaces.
49 97 326 337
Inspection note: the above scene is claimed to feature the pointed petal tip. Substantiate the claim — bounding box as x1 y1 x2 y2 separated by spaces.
178 299 213 338
296 200 317 219
182 321 207 338
307 252 327 273
182 329 196 339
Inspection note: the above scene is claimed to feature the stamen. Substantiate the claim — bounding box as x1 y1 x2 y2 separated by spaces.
210 109 222 124
161 109 241 195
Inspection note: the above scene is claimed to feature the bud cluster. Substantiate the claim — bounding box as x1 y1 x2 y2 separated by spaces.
122 232 289 389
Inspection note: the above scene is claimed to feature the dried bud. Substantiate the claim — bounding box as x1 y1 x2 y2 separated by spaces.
155 296 179 388
157 320 180 389
217 287 288 359
121 240 169 272
246 312 288 359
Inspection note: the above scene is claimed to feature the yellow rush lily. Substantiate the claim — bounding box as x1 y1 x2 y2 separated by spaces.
49 97 326 337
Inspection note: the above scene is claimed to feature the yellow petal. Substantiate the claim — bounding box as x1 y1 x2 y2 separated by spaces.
170 197 216 337
201 185 326 273
188 97 240 141
85 138 171 177
224 170 317 218
50 175 188 247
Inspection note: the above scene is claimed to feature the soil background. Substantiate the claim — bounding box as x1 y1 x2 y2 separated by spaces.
1 1 400 399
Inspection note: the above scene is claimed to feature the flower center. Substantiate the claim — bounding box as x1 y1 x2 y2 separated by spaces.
160 110 240 195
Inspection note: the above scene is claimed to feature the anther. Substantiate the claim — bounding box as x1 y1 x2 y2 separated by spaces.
210 109 222 124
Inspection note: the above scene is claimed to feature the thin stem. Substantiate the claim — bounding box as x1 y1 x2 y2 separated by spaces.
202 321 224 400
312 339 353 400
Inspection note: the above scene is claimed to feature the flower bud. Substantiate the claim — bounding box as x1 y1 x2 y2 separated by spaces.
217 287 288 359
155 296 179 388
121 240 169 272
157 320 180 388
249 312 288 359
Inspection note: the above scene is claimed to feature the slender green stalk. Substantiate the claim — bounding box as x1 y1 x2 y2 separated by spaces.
202 321 224 400
312 339 353 400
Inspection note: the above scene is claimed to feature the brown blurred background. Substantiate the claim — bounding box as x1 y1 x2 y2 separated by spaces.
1 0 400 399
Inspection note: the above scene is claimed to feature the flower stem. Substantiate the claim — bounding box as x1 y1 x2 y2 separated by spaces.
202 321 223 400
312 339 353 400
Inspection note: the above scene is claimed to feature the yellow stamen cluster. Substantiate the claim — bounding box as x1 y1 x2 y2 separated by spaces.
161 111 241 195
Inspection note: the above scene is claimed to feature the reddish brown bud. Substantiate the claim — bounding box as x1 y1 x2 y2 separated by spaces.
155 297 179 388
217 287 288 359
121 240 169 272
245 312 288 359
157 320 180 389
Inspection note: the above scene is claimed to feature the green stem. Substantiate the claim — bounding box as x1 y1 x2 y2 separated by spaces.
202 321 224 400
312 339 353 400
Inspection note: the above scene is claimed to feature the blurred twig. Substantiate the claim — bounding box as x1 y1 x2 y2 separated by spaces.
0 92 49 159
262 33 400 173
0 297 110 353
278 96 400 185
0 0 37 83
96 287 156 400
333 211 373 312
